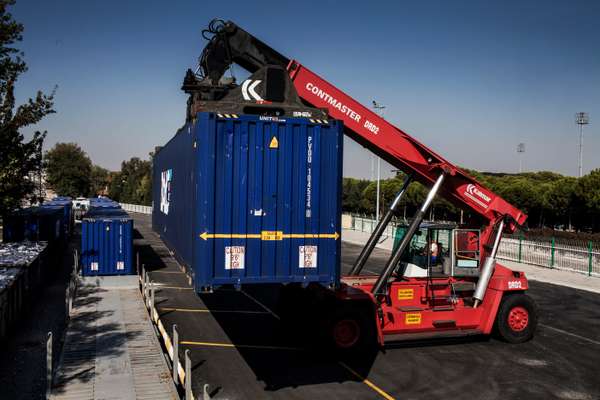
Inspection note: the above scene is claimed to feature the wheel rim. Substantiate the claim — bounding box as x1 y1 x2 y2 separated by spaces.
508 306 529 332
333 319 360 348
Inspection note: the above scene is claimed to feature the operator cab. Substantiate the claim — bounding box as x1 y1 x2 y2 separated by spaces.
395 222 481 278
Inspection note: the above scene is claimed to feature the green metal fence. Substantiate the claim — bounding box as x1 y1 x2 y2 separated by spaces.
497 235 599 277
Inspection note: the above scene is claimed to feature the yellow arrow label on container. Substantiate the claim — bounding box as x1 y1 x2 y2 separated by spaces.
269 136 279 149
199 232 261 240
199 231 339 241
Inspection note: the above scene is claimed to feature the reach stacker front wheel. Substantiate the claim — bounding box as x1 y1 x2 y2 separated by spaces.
494 293 538 344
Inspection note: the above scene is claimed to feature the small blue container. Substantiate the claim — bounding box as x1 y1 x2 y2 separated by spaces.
152 112 343 291
3 207 64 244
88 197 121 211
42 199 72 237
81 209 134 276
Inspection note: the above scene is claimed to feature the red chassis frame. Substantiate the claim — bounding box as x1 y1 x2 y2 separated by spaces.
336 265 528 345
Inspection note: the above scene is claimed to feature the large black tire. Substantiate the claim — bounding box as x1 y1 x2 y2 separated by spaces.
328 307 376 354
494 293 538 344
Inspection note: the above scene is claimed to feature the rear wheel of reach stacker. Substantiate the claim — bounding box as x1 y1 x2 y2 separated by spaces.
494 293 538 344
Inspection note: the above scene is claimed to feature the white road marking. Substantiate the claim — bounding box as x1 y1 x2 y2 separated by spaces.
540 324 600 345
240 290 280 320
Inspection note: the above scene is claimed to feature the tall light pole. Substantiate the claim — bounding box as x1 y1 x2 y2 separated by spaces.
575 112 589 177
517 143 525 173
372 101 385 221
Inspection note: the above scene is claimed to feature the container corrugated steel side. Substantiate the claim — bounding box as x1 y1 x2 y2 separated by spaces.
152 112 343 291
3 207 64 244
0 242 48 340
42 200 72 237
81 209 134 276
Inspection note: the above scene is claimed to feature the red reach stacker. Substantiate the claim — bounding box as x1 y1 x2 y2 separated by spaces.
184 19 538 350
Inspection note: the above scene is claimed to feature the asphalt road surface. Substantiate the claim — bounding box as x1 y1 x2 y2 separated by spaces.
134 214 600 400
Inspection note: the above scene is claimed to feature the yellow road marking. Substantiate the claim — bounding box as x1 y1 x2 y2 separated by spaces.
180 341 302 351
240 289 395 400
199 231 339 240
338 362 396 400
159 307 270 315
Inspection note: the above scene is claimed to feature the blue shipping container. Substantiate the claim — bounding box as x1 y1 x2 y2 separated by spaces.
88 197 120 211
81 209 134 276
3 207 64 244
152 113 343 291
42 200 72 236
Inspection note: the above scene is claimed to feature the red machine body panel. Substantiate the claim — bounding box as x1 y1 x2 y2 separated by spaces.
340 267 528 344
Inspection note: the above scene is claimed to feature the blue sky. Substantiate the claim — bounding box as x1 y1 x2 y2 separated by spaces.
12 0 600 178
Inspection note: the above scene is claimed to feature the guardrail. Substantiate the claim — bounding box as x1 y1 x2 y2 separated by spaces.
139 265 211 400
343 213 599 278
498 235 599 277
120 203 152 214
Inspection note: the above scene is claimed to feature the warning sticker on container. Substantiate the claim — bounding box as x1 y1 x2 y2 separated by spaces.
405 313 422 325
116 261 124 270
91 262 99 271
398 288 414 300
299 245 317 268
225 246 245 270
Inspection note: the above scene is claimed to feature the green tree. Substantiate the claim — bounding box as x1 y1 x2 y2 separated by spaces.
44 142 92 197
574 169 600 231
0 0 54 216
109 157 152 205
89 165 110 196
546 177 577 229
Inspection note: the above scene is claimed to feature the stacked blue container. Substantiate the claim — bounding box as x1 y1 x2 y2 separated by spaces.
88 197 121 211
41 198 73 236
81 208 134 276
2 207 64 244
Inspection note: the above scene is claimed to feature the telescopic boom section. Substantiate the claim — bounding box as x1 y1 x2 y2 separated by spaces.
286 61 527 232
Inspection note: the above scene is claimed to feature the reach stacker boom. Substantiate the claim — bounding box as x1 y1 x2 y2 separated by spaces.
183 19 538 349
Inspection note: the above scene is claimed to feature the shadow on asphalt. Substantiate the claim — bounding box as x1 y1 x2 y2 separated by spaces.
199 285 379 391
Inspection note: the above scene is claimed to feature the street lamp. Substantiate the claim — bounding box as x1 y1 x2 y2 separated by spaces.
575 112 589 178
517 143 525 173
372 101 386 221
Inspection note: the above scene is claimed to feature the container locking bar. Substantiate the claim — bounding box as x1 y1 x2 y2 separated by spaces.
349 174 413 276
473 218 505 308
371 173 445 297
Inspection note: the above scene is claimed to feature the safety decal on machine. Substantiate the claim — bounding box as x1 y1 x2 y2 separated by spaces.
299 245 318 268
225 246 245 270
405 313 422 325
397 288 414 300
